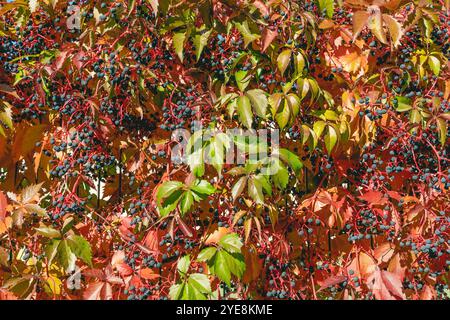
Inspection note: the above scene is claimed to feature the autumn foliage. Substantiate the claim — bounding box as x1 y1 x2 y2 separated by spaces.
0 0 449 300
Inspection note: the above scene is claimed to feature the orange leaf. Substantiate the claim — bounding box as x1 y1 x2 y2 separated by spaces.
242 246 263 283
0 191 7 221
352 11 369 40
374 242 395 263
420 285 435 300
139 268 160 280
143 229 160 253
261 28 277 52
205 227 229 245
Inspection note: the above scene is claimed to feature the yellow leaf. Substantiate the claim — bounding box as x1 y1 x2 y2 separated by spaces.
382 14 403 47
277 49 292 75
45 275 62 296
352 11 369 40
367 6 387 44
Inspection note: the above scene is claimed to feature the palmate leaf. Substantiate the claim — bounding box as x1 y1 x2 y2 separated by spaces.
170 254 211 300
170 273 211 300
197 233 245 286
157 179 215 216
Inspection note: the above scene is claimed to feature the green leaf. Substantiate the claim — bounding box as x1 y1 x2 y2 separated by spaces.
254 174 272 196
66 235 92 267
313 120 326 138
279 148 303 174
395 96 412 112
180 191 194 215
158 190 183 217
197 247 217 262
237 95 253 129
272 160 289 189
173 31 187 62
235 70 250 92
277 49 292 75
177 255 191 275
318 0 334 18
169 283 185 300
211 250 231 285
294 52 306 75
57 240 76 272
45 239 61 265
428 55 441 76
269 93 283 115
219 233 243 253
286 93 301 117
410 109 422 124
245 89 268 118
194 29 212 62
234 21 260 47
248 176 264 204
221 250 245 279
324 125 338 155
208 133 231 175
188 273 211 294
156 181 184 204
35 227 61 239
312 109 339 121
191 180 215 197
61 217 75 235
275 100 291 130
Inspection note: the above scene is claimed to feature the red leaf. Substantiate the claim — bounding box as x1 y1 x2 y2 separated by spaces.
367 269 405 300
115 263 133 277
261 28 277 52
83 282 104 300
420 285 435 300
143 229 160 253
359 190 387 206
318 275 347 291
